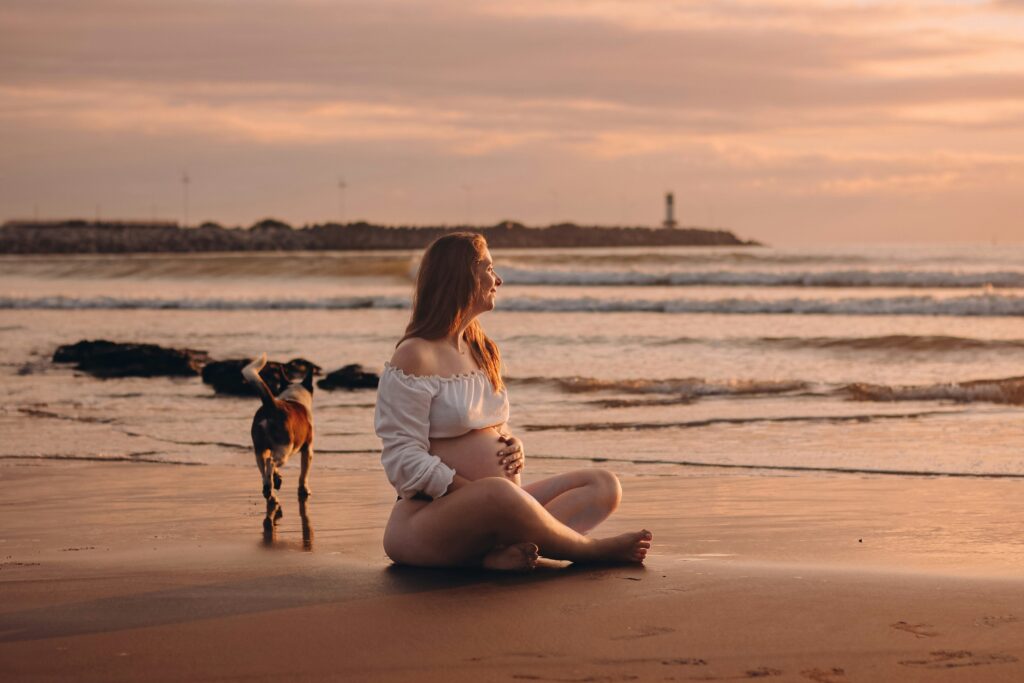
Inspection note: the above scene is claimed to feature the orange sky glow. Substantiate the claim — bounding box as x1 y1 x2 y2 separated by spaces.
2 0 1023 244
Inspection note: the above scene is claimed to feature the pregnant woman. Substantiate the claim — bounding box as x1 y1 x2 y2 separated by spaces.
375 232 652 571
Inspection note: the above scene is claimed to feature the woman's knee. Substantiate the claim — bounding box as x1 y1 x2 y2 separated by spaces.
589 469 622 511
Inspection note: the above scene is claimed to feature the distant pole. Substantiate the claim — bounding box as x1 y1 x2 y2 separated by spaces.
337 177 347 225
461 184 472 226
181 171 190 227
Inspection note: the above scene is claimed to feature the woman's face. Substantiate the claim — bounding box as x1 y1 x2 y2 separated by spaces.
471 247 502 314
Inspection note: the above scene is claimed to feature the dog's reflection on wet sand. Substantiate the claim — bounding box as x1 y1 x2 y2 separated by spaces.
262 496 313 550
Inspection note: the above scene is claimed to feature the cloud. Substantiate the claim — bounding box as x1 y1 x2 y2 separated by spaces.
2 0 1024 241
2 0 1019 109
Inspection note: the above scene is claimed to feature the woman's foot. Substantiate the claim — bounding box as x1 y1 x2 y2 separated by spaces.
585 529 652 564
482 542 540 572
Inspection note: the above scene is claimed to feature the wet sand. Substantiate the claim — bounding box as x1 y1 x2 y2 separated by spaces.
1 460 1023 682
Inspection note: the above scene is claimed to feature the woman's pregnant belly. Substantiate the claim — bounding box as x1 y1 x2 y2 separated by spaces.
430 426 520 484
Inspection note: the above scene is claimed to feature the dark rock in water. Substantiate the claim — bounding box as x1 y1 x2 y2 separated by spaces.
53 339 209 378
202 358 322 396
317 364 380 391
53 340 119 364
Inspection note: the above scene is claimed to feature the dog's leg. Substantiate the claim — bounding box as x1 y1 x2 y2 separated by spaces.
298 443 313 500
273 468 282 491
263 497 282 543
256 448 273 498
299 497 313 550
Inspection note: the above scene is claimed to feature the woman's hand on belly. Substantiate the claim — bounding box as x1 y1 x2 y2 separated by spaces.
430 427 524 484
497 432 525 477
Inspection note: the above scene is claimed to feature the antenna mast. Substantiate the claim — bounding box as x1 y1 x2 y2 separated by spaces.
337 177 347 224
181 171 190 227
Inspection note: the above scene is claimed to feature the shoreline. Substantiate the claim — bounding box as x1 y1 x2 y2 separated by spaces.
2 461 1022 681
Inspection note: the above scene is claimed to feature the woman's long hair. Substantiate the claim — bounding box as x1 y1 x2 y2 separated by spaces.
399 232 504 392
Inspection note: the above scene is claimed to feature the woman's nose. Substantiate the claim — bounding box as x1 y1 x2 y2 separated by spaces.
495 273 503 286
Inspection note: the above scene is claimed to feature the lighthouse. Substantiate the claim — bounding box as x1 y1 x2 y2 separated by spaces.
663 192 678 229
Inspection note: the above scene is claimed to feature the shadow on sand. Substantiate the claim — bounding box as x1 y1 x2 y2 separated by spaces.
261 495 313 550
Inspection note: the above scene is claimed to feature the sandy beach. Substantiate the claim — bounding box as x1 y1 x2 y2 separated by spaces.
2 459 1022 682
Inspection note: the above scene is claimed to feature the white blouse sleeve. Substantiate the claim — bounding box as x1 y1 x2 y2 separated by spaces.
374 367 456 499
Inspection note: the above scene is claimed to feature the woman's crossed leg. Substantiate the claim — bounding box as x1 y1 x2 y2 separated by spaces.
524 468 622 534
383 477 651 571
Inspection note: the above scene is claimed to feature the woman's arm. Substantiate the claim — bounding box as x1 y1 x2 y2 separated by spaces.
375 365 456 500
496 425 525 477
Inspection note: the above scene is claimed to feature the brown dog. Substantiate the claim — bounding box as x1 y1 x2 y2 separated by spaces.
242 353 315 500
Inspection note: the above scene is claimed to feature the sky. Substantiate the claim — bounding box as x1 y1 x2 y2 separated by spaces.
2 0 1024 245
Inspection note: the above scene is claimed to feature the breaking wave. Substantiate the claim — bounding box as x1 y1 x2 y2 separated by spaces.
496 294 1024 316
758 335 1024 352
510 376 810 399
5 293 1024 316
499 266 1024 288
528 453 1024 479
843 376 1024 405
514 373 1024 407
522 409 957 432
0 295 410 310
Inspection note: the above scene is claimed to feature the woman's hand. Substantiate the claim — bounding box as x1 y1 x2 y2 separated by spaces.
497 433 525 476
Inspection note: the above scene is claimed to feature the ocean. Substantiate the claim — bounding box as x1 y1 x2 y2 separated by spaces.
3 244 1024 480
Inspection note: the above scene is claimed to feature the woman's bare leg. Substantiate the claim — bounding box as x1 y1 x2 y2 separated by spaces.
523 469 622 534
383 477 651 568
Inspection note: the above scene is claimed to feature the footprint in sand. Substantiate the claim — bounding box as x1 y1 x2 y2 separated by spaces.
744 669 783 678
890 620 938 638
511 675 638 682
689 668 784 681
899 650 1019 669
609 625 675 640
662 657 707 666
591 656 707 667
800 667 846 683
466 652 554 663
975 614 1019 628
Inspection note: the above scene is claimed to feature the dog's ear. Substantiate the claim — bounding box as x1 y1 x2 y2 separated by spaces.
302 366 314 394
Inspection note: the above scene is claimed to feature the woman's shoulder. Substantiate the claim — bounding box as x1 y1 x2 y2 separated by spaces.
390 337 443 377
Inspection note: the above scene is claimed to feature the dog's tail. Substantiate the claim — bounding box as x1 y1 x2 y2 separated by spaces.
242 353 276 411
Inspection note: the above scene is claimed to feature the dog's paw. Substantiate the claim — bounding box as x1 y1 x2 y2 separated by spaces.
298 485 311 500
262 483 272 498
273 472 282 490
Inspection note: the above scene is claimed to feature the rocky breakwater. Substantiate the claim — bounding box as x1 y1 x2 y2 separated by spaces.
53 340 380 392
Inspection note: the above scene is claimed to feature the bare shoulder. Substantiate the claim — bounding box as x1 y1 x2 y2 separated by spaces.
390 337 441 376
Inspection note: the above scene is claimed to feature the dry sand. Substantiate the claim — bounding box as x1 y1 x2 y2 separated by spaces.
1 459 1023 682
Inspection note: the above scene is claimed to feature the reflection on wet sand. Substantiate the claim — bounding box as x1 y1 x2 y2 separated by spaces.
262 496 313 550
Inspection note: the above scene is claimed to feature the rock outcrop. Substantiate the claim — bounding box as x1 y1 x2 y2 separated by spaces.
317 364 380 391
53 340 209 378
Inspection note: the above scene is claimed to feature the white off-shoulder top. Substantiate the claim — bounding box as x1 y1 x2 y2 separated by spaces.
374 362 510 499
